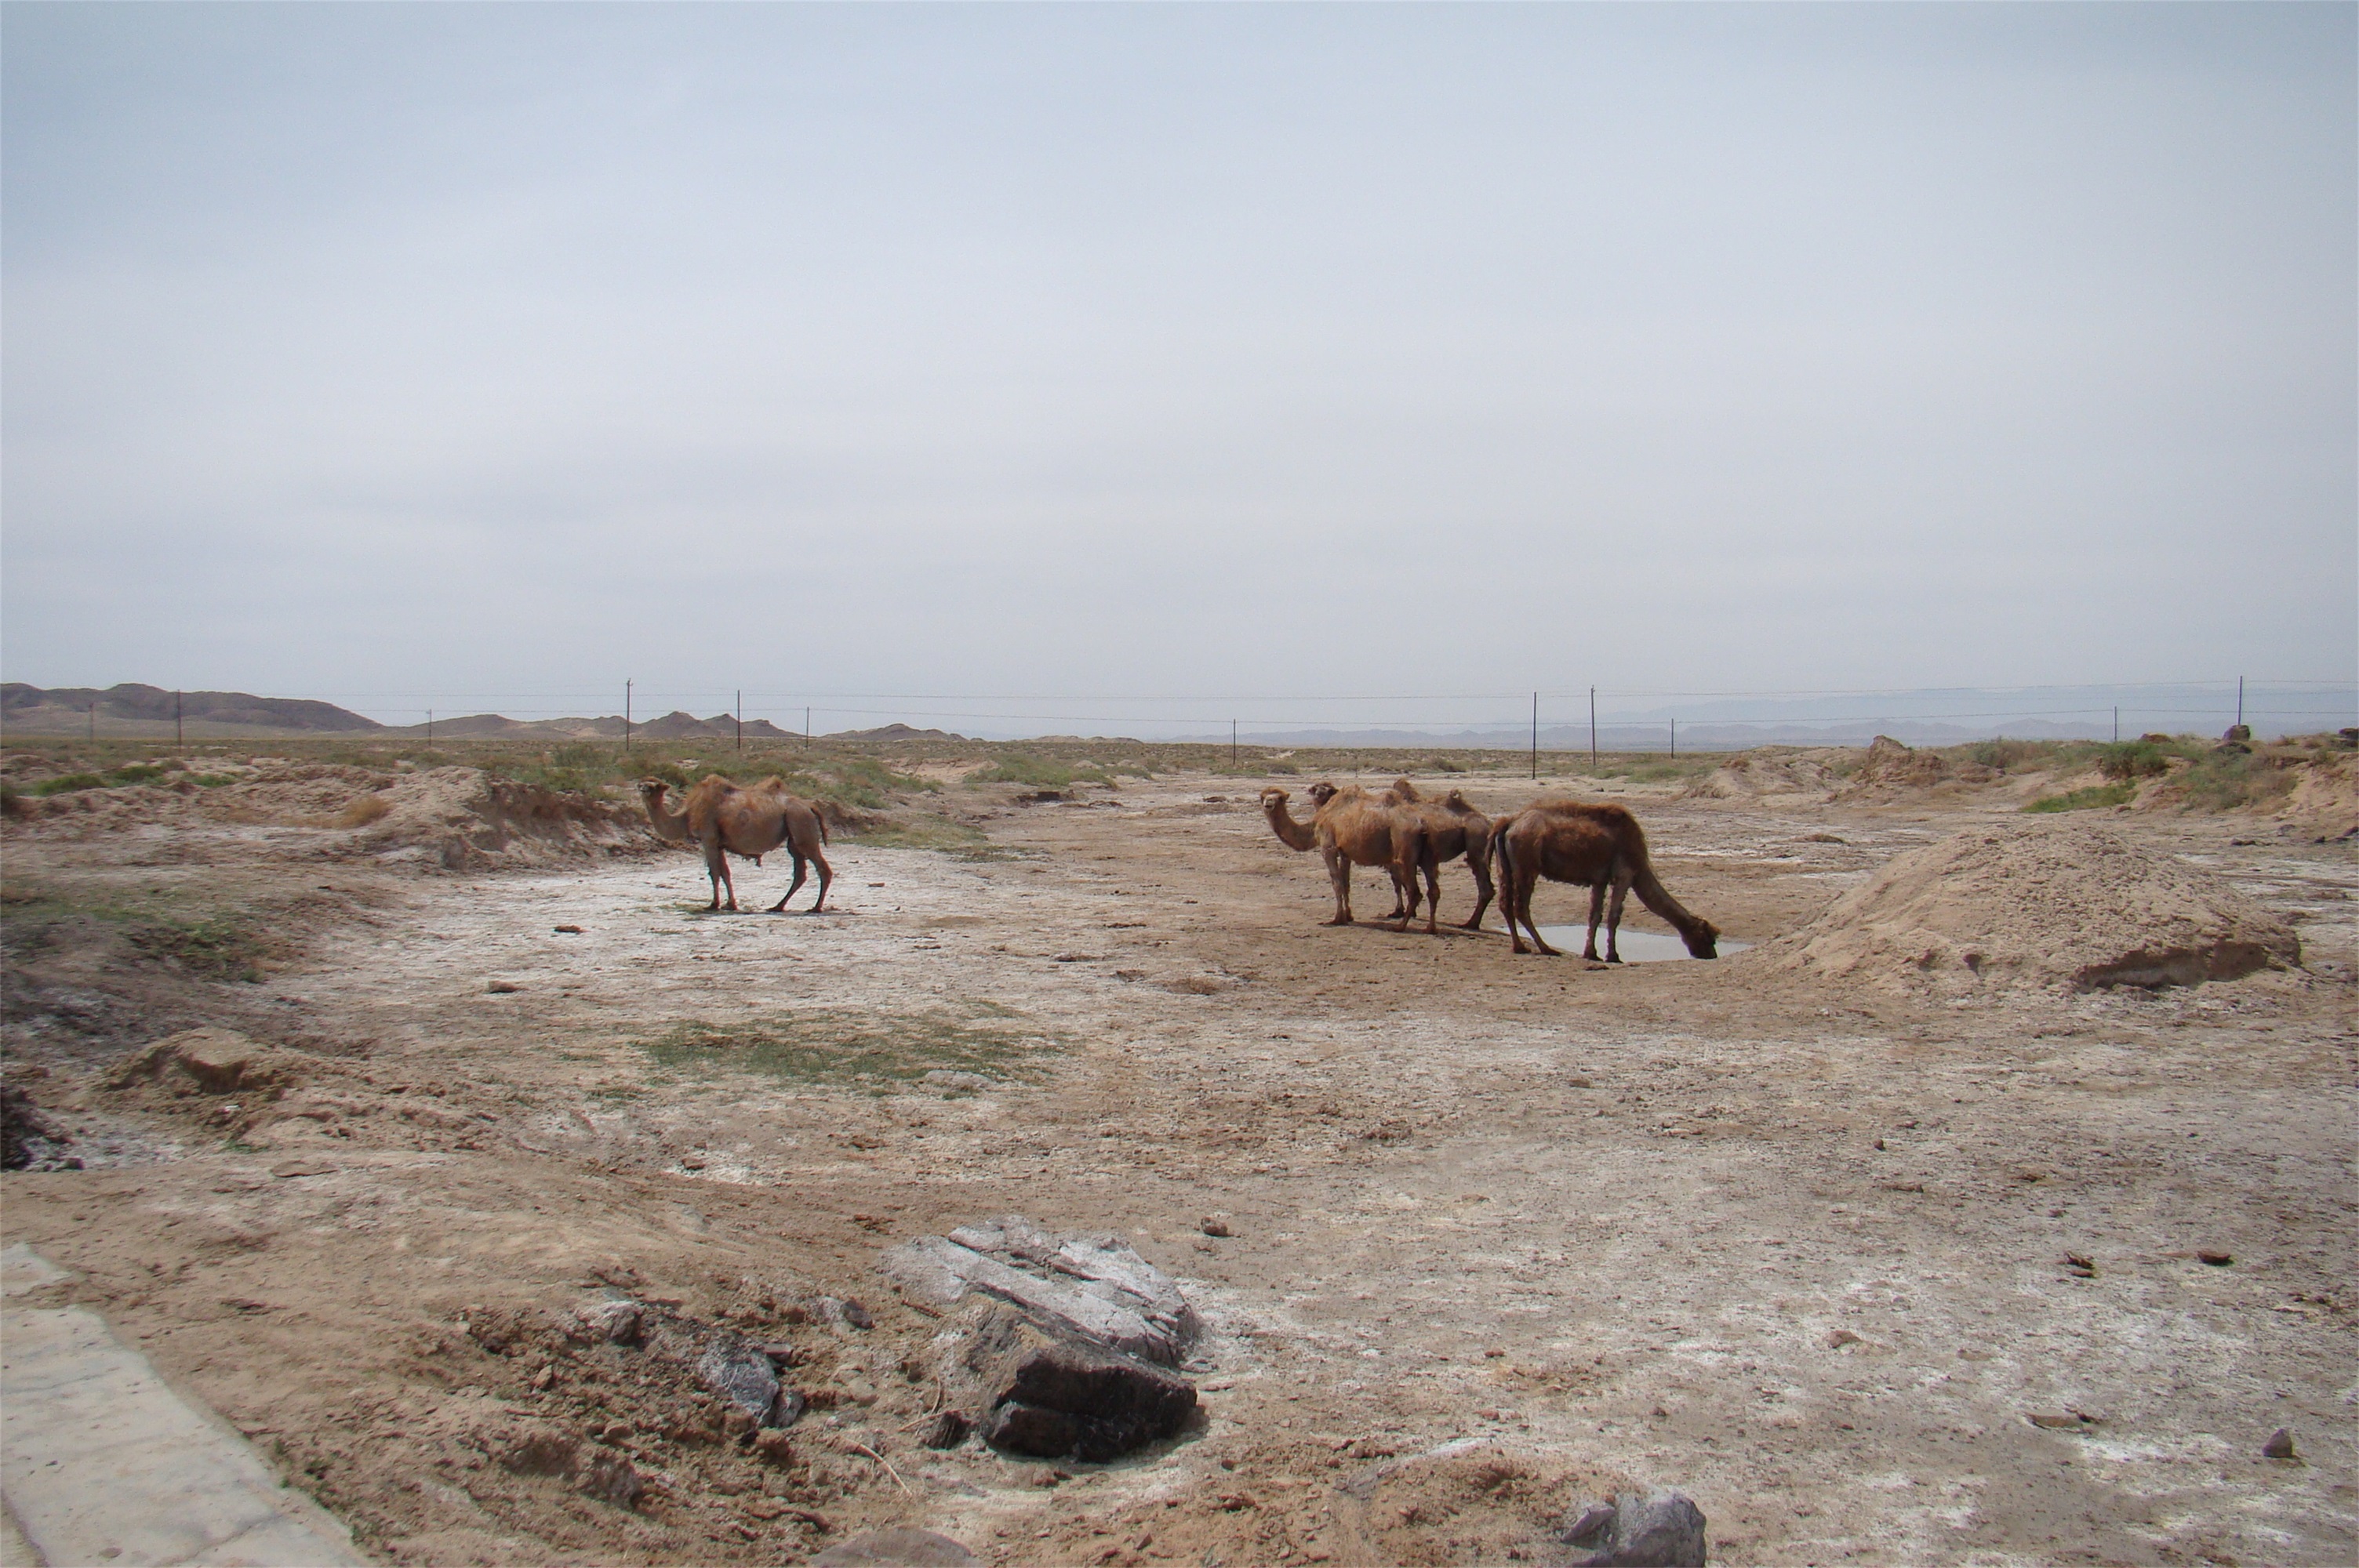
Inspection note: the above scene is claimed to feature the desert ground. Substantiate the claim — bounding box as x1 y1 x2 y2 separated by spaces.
2 738 2354 1566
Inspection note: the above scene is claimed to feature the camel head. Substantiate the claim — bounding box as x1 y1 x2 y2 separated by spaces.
638 779 691 843
1305 781 1339 809
1258 786 1291 813
1684 920 1722 960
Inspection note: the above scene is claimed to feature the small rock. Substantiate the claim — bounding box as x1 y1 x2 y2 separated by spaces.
2262 1427 2299 1461
812 1295 874 1330
486 980 523 994
1825 1329 1863 1349
2197 1250 2233 1267
1199 1214 1232 1238
696 1330 790 1426
552 924 584 934
921 1409 972 1449
2063 1254 2097 1278
772 1388 807 1427
577 1452 643 1508
270 1159 335 1178
753 1428 797 1465
2028 1411 2092 1430
1561 1501 1618 1548
1564 1488 1707 1567
806 1518 972 1555
582 1300 643 1345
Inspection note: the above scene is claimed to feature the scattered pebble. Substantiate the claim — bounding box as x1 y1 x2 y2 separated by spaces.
2198 1250 2233 1267
486 980 523 994
551 924 584 934
1199 1214 1232 1237
2263 1427 2299 1461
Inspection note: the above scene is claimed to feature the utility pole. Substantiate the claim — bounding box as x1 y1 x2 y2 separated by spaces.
1530 692 1539 780
1670 717 1676 757
736 689 743 752
2236 676 2245 731
625 680 633 753
805 706 812 746
2113 706 2119 742
1589 686 1597 771
88 702 95 742
175 690 182 746
1231 719 1238 769
427 710 434 746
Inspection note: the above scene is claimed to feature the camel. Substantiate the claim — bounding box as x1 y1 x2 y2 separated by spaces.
642 776 833 913
1491 798 1718 960
1259 782 1429 932
1386 778 1497 930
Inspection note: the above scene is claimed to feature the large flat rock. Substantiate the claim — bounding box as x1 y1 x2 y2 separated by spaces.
2 1249 363 1568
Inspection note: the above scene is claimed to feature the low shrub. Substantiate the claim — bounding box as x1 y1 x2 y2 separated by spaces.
29 773 106 797
2025 782 2137 813
2095 741 2172 781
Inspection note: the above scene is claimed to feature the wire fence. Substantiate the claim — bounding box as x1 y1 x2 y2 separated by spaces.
34 677 2346 749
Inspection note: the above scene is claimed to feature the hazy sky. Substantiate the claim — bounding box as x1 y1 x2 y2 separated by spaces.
5 3 2353 729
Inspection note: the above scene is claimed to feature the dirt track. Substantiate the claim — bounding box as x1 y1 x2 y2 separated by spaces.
3 765 2354 1565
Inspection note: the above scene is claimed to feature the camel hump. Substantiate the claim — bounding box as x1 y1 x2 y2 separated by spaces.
1390 777 1423 801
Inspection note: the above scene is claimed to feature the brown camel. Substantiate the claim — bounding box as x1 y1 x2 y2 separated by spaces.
1492 798 1718 960
1386 779 1497 930
642 776 833 913
1259 782 1428 932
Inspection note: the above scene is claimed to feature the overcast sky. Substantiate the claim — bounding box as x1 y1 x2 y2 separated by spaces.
4 3 2352 731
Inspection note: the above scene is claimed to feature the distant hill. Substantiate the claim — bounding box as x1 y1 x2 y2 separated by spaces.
1 683 383 736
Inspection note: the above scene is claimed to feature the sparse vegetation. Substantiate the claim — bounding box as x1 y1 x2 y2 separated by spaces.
2025 782 2137 813
2095 740 2175 781
637 1006 1055 1091
2172 748 2297 812
965 753 1114 789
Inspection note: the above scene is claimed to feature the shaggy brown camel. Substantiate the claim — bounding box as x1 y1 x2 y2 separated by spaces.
1387 779 1497 930
1492 798 1718 960
642 776 833 913
1259 782 1428 932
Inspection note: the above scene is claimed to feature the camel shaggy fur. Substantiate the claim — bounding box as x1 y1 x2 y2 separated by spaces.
1259 782 1429 932
1492 798 1718 960
1387 779 1498 931
642 776 833 913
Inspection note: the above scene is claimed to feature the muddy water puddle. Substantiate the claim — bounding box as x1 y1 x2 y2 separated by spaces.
1528 926 1752 961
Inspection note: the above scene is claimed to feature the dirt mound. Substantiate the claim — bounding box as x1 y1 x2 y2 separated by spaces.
1683 750 1838 803
1828 735 1996 803
2 764 651 869
2277 750 2359 836
1750 819 2301 993
354 768 652 869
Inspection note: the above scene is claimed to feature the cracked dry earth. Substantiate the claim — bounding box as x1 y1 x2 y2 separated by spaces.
3 769 2355 1565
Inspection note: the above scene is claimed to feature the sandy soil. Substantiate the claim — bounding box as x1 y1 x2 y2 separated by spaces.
3 764 2354 1566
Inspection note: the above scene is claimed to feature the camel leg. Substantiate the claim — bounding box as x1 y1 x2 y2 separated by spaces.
706 840 738 913
1421 858 1441 935
1459 838 1495 931
1583 882 1607 960
805 846 832 912
769 853 809 914
1514 855 1558 956
1321 845 1354 925
1603 875 1633 964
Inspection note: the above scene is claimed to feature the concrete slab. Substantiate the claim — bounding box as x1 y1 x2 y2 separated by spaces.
1 1249 365 1567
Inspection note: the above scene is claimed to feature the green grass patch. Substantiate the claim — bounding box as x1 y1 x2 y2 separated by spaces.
0 880 270 981
849 815 1031 861
636 1006 1056 1093
2173 749 2296 811
2025 782 2137 813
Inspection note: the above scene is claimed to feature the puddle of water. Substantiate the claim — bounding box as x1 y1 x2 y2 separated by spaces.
1522 927 1752 962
